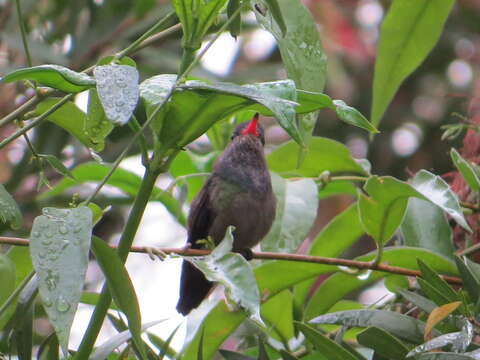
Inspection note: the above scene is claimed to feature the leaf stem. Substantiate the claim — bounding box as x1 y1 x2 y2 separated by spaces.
0 237 462 285
15 0 33 68
114 11 178 60
0 94 74 151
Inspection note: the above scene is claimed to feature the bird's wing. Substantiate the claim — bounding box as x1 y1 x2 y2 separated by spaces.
187 177 216 249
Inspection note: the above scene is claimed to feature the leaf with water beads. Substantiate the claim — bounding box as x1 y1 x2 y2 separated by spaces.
29 206 92 354
0 184 22 229
93 64 139 125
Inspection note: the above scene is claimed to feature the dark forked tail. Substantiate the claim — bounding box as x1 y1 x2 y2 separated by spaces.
176 260 213 315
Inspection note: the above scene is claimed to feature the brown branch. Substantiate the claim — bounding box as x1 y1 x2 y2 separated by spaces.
0 236 463 285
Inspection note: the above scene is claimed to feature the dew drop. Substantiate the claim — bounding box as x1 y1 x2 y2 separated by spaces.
45 230 54 238
43 297 53 307
32 231 40 237
59 225 68 235
45 271 58 291
357 269 372 281
56 296 71 313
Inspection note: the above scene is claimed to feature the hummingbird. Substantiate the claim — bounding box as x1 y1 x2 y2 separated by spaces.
176 114 276 315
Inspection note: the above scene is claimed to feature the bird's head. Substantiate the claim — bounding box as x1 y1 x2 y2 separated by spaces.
231 113 265 145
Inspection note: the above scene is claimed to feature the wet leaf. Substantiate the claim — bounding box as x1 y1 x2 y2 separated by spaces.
85 88 114 150
412 170 470 232
310 309 436 344
371 0 455 127
398 289 436 313
0 184 22 229
185 227 262 323
93 64 139 125
29 207 92 354
1 64 95 93
262 174 317 253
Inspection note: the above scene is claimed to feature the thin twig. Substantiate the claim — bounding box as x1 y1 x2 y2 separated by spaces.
0 236 462 285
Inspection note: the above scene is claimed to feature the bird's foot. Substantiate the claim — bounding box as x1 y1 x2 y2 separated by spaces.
144 246 168 261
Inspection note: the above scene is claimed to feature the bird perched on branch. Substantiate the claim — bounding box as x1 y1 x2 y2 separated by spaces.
176 114 276 315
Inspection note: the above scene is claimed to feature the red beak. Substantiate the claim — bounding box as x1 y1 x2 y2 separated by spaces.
241 113 260 137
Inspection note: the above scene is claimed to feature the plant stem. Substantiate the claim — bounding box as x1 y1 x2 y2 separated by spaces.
330 175 369 182
75 167 160 359
0 237 462 285
0 94 73 151
15 0 33 67
114 11 177 60
128 116 150 166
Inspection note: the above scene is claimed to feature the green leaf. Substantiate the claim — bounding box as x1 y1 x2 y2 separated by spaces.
0 253 16 316
1 65 95 93
412 170 470 232
358 176 417 244
417 259 460 303
296 322 358 360
262 174 317 252
357 327 409 360
0 184 22 229
39 154 75 180
37 333 59 360
261 290 295 344
182 247 455 360
93 64 139 125
147 331 179 360
220 350 256 360
454 256 480 303
29 206 92 354
253 0 326 141
415 353 477 360
40 162 185 225
333 100 378 134
310 309 435 344
185 228 262 323
172 0 194 47
90 320 165 360
384 275 409 294
401 198 455 260
306 247 457 320
398 289 436 313
91 236 145 359
197 0 229 44
33 98 102 151
417 278 452 307
13 299 33 360
451 148 480 192
267 137 368 177
85 88 114 150
299 204 364 314
227 0 242 38
371 0 455 127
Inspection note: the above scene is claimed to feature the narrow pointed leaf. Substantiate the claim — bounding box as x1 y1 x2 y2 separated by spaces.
37 332 60 360
13 302 33 360
29 207 92 353
91 236 144 358
371 0 455 127
262 174 317 252
418 259 459 303
454 256 480 302
39 154 75 180
357 326 409 360
0 184 22 229
93 64 139 125
219 350 255 360
424 302 461 339
333 100 378 133
296 323 358 360
197 0 229 43
398 289 436 313
1 65 95 93
227 0 242 38
451 148 480 191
